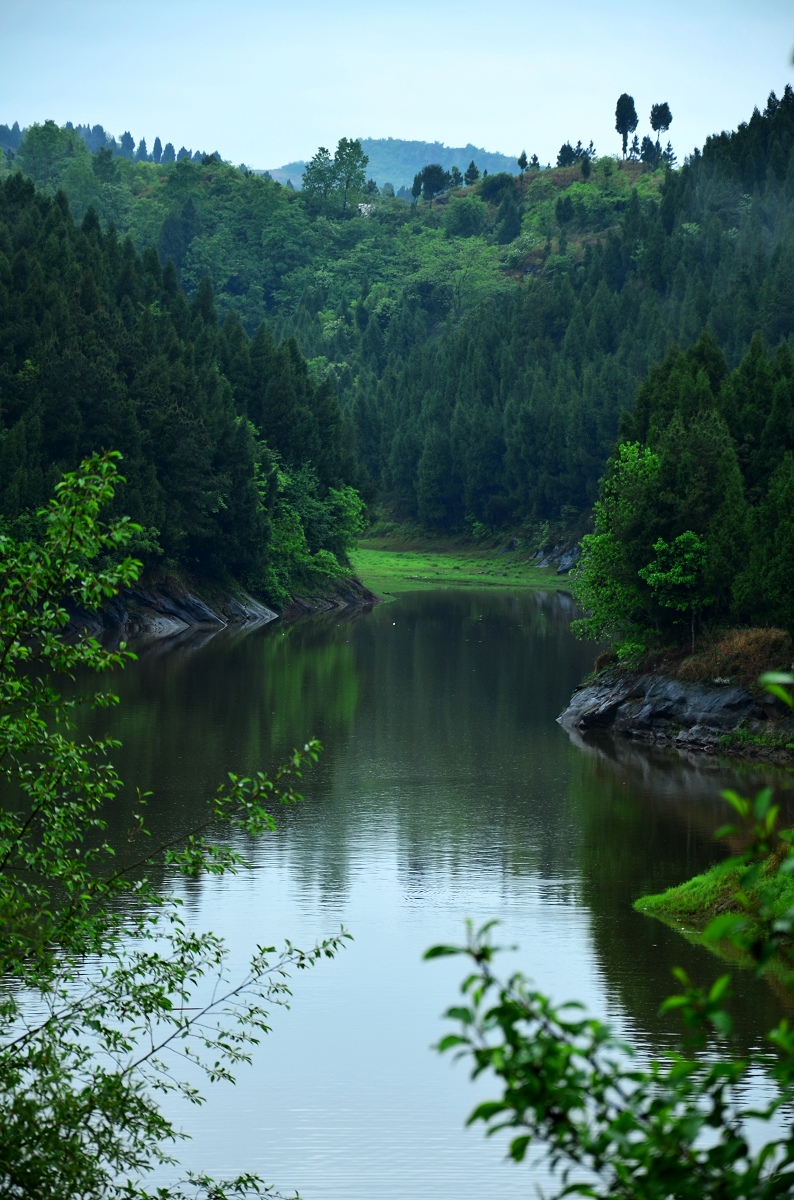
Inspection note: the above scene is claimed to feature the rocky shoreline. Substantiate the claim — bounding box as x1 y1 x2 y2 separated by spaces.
558 669 794 761
68 577 378 644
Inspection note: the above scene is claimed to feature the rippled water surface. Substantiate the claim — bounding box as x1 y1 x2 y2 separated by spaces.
88 588 794 1198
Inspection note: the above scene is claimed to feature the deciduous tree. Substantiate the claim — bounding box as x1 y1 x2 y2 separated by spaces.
333 137 368 213
302 145 337 203
0 453 347 1198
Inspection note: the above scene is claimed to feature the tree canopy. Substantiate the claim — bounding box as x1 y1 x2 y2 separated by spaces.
615 93 639 158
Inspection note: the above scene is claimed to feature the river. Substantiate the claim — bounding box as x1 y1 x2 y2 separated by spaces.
86 587 793 1199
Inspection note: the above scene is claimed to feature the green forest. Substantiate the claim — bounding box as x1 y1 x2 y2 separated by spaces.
2 86 794 630
6 60 794 1200
0 174 364 603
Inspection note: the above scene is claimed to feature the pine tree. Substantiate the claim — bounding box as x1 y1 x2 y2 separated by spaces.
464 159 480 186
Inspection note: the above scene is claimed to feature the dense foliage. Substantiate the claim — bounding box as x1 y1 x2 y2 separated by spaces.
572 332 794 651
361 87 794 531
0 172 363 601
0 454 346 1197
3 87 793 555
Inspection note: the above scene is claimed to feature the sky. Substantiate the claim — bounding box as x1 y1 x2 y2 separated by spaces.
2 0 792 170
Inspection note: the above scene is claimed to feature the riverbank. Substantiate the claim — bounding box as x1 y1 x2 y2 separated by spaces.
636 858 783 927
559 668 794 761
634 855 794 947
68 575 378 644
560 628 794 761
350 541 566 596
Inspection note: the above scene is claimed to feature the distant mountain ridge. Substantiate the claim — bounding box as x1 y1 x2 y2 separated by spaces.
264 137 520 189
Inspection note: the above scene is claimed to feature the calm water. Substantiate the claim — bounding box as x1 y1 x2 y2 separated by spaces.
85 589 793 1198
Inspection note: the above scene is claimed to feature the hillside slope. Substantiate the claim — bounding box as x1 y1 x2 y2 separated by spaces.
265 137 520 189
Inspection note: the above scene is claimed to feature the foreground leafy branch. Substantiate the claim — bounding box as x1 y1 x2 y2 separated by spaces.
0 453 348 1199
428 674 794 1197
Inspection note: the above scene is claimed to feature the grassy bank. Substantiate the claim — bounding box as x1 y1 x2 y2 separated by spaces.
635 856 794 934
349 542 566 597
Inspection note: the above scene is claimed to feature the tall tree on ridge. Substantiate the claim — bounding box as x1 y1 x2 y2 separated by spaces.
464 159 480 185
334 137 368 213
152 136 163 164
615 93 638 159
518 149 528 173
302 146 337 203
650 101 673 149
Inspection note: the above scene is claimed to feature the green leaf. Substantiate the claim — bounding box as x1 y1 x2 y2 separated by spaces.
702 913 748 944
423 944 462 959
708 974 731 1003
721 790 750 818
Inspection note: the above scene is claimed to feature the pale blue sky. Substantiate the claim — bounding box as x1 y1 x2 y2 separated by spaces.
2 0 792 169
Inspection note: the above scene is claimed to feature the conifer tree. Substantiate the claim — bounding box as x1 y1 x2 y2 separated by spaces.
650 101 673 148
463 159 480 185
615 93 638 159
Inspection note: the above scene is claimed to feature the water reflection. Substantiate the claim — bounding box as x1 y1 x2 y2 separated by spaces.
73 589 794 1199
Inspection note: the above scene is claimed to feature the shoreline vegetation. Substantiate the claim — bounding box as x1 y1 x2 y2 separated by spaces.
350 539 568 596
634 857 794 936
634 855 794 983
632 676 794 956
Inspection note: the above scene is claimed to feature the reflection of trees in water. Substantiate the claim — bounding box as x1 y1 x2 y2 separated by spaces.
564 732 794 1050
75 616 361 874
273 589 597 902
71 589 794 1049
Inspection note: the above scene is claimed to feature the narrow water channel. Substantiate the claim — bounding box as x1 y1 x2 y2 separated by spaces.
88 589 794 1199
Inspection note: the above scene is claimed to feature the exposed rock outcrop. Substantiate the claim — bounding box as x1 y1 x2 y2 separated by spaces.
68 584 278 643
68 576 378 644
558 670 791 758
279 577 379 621
533 543 581 574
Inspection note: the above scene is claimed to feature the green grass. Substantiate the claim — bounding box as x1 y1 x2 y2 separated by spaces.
718 727 794 752
635 858 794 932
349 543 566 597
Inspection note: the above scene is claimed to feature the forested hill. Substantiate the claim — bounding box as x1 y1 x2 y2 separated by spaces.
359 88 794 529
2 88 794 549
0 175 364 603
266 138 520 189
